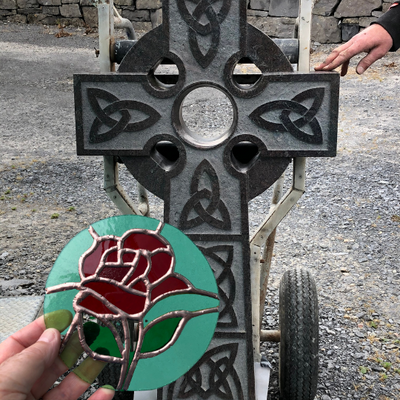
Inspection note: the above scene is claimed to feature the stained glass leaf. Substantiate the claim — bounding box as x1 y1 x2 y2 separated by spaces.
141 317 182 353
88 323 123 358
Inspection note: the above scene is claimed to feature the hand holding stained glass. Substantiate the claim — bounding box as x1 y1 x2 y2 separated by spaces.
0 309 115 400
44 215 219 392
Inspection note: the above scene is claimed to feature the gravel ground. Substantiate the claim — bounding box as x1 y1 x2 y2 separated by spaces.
1 21 400 399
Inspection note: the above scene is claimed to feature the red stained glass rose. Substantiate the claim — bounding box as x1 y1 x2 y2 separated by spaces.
76 226 190 317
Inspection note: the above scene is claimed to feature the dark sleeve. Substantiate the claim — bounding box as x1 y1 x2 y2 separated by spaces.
371 2 400 51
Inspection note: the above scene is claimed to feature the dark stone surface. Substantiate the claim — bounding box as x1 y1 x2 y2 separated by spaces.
312 15 342 43
42 6 60 15
17 7 41 14
313 0 341 16
59 3 80 17
249 15 297 38
0 0 16 9
249 0 270 12
334 0 381 18
341 22 360 42
269 0 299 18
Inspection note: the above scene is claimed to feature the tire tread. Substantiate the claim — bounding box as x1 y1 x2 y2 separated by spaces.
279 268 319 400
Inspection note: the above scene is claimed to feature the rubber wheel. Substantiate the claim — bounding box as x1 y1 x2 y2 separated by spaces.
279 268 319 400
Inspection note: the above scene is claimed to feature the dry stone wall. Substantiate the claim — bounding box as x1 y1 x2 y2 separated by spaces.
0 0 395 44
0 0 161 30
249 0 394 43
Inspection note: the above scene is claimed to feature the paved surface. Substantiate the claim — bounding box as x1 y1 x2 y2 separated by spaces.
0 21 99 342
0 296 43 342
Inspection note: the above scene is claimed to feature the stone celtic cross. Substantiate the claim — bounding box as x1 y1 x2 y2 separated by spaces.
74 0 339 397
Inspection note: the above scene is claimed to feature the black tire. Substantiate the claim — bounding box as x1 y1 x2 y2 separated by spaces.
279 268 319 400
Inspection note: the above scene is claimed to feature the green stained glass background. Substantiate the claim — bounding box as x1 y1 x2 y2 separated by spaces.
44 215 219 391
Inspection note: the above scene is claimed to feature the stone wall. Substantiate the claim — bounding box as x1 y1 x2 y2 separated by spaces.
0 0 394 44
249 0 393 43
0 0 161 29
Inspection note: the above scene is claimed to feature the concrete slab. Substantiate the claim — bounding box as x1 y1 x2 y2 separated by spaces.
0 296 44 342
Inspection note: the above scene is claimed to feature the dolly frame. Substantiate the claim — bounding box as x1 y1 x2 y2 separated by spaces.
97 0 313 363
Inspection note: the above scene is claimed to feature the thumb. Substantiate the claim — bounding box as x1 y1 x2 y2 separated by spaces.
0 329 60 396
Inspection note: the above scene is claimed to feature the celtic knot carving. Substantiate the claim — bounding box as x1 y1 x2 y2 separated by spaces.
166 343 243 399
88 88 161 143
177 0 231 68
249 87 325 144
180 160 231 230
198 245 237 328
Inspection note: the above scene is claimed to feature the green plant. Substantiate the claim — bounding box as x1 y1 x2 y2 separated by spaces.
369 320 379 329
67 206 75 212
51 213 59 219
4 189 10 194
379 373 388 381
381 362 392 370
359 366 368 374
11 207 16 210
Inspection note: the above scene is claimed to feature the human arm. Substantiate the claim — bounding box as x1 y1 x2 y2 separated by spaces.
314 2 400 76
0 310 115 400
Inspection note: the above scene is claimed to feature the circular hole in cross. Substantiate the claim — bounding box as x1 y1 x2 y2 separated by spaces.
232 57 262 89
148 57 179 90
178 85 237 148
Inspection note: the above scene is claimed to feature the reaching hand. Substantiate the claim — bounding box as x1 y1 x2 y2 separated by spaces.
314 24 393 76
0 310 115 400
